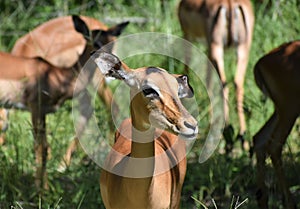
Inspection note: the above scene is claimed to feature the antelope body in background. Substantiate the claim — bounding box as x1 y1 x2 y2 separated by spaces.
178 0 254 151
253 41 300 209
10 15 129 167
92 52 198 209
0 15 127 190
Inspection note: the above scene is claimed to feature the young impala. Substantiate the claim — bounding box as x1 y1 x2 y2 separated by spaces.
92 52 198 209
253 41 300 209
0 15 124 190
11 15 129 167
178 0 254 151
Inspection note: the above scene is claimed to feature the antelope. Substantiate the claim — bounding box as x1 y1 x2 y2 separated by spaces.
10 15 129 167
0 15 124 190
92 52 198 209
178 0 255 151
253 41 300 209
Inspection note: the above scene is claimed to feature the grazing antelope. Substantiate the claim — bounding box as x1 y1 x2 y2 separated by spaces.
253 41 300 209
0 15 124 190
11 15 129 167
178 0 254 150
92 52 198 209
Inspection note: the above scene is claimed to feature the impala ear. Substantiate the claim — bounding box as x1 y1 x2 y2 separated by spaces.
72 15 90 40
107 21 130 36
175 75 194 98
91 51 137 87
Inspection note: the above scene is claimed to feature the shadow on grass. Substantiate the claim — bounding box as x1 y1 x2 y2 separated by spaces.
182 152 300 209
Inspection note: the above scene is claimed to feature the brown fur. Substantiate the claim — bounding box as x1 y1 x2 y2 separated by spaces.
101 119 187 209
178 0 255 144
0 49 96 189
10 15 128 168
0 16 129 190
94 52 198 209
253 41 300 209
12 16 106 67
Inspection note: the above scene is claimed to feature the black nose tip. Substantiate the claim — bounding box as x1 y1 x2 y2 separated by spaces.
184 121 196 131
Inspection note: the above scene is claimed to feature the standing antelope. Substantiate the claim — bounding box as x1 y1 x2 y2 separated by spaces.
10 15 129 167
178 0 254 150
0 15 125 190
253 41 300 209
92 52 198 209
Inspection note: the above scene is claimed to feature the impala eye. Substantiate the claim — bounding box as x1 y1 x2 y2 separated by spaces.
142 86 160 98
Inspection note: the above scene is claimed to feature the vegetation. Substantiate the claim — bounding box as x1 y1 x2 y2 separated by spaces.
0 0 300 208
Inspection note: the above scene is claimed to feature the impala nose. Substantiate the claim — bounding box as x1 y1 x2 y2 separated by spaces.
180 119 198 140
184 121 197 131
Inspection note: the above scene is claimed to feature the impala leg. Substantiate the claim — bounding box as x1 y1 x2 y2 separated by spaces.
235 43 249 150
210 43 233 151
253 112 277 209
268 112 297 209
31 110 48 190
209 43 228 124
62 91 93 169
255 147 268 209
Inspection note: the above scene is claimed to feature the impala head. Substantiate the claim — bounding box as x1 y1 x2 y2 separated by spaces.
72 15 129 53
92 52 198 140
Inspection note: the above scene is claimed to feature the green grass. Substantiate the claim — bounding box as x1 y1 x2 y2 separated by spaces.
1 0 300 208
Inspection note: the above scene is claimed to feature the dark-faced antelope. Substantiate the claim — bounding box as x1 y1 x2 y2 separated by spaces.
92 52 198 209
11 15 129 167
253 41 300 209
178 0 254 151
0 15 127 190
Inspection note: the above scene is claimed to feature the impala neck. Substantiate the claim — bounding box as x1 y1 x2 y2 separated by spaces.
130 93 155 159
130 126 155 158
77 43 94 69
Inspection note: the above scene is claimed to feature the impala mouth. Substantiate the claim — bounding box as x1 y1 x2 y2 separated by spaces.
180 132 198 140
178 124 198 140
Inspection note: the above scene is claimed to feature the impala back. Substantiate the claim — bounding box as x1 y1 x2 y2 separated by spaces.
12 15 107 68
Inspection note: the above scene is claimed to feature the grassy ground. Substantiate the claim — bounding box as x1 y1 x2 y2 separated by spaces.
0 0 300 208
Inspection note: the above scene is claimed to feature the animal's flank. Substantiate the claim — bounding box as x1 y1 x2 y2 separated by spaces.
253 41 300 208
254 61 270 98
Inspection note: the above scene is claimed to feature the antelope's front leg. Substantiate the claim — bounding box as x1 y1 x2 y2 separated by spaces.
253 112 277 209
268 112 297 209
209 43 228 123
209 43 233 152
31 110 49 190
